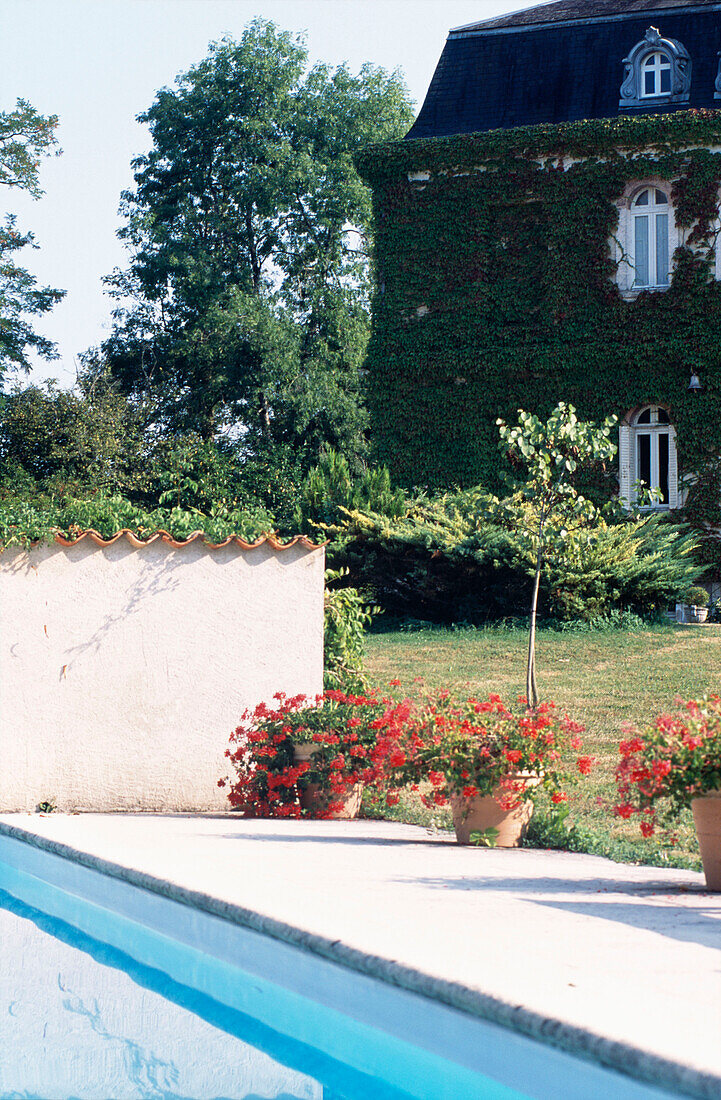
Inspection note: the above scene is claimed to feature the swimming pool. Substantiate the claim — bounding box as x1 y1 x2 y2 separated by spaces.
0 831 674 1100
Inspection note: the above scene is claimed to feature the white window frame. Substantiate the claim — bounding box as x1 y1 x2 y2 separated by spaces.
618 406 678 510
613 183 677 296
631 188 671 288
640 51 672 97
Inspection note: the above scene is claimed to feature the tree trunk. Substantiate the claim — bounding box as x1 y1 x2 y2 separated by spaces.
526 509 546 710
526 559 541 709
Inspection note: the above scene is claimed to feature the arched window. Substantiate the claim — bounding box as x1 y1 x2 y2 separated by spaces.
641 51 672 97
619 27 691 108
619 406 678 509
631 188 670 288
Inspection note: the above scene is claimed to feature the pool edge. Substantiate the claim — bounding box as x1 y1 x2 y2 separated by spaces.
0 817 716 1100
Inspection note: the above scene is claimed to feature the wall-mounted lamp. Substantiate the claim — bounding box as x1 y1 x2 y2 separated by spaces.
689 371 703 392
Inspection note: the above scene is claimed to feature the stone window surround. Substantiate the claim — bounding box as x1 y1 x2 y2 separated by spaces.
620 27 692 109
618 404 679 511
613 178 679 297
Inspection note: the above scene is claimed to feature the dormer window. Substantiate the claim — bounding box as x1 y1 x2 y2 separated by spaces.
620 27 691 109
642 52 671 97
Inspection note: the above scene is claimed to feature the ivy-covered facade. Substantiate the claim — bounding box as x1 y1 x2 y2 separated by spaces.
358 0 721 560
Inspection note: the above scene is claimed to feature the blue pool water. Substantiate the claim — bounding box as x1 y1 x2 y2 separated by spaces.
0 834 672 1100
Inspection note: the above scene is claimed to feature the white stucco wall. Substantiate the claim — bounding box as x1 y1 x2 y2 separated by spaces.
0 535 324 811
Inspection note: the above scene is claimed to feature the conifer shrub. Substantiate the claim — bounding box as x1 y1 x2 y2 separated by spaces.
294 448 405 530
324 490 701 624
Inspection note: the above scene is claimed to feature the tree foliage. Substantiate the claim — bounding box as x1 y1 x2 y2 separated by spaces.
0 100 64 376
93 20 413 462
0 375 149 494
497 404 618 704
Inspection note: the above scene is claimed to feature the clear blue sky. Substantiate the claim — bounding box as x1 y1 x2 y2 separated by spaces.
2 0 512 386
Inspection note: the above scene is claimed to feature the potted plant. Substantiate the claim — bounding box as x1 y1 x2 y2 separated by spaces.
677 585 710 624
614 696 721 889
219 690 389 819
380 690 591 846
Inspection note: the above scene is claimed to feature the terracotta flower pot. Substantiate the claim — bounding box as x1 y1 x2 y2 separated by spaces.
450 774 540 847
691 790 721 891
293 743 363 820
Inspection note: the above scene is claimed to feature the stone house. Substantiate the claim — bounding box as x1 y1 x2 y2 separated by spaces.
359 0 721 545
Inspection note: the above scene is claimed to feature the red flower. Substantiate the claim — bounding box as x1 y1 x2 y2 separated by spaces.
619 737 645 756
639 821 655 838
577 756 592 776
550 792 568 804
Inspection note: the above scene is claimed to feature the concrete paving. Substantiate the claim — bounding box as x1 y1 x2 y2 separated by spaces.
1 813 720 1097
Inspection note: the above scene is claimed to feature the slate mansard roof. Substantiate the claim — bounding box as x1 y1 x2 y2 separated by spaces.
408 0 721 137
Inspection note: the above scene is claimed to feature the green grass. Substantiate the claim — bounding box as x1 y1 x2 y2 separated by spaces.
363 622 721 869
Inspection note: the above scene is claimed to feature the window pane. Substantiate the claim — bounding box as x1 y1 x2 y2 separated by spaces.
660 68 671 93
634 216 649 286
655 189 668 205
638 433 651 489
644 70 655 95
656 213 669 285
657 408 670 424
658 432 669 503
634 190 649 206
637 409 651 424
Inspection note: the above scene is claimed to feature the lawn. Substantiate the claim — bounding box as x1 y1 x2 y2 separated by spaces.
364 622 721 868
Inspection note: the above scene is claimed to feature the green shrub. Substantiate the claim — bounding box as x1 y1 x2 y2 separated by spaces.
295 448 405 532
324 489 701 623
0 493 278 549
684 585 710 607
323 568 375 692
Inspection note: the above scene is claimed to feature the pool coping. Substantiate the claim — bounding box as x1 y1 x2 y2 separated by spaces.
0 817 717 1100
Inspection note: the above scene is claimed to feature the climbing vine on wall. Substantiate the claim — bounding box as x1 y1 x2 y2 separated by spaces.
357 110 721 566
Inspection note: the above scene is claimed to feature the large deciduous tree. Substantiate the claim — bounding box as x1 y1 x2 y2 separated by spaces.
0 99 64 376
92 20 413 461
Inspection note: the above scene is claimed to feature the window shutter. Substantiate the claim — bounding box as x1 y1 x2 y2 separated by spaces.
618 424 632 507
668 427 679 508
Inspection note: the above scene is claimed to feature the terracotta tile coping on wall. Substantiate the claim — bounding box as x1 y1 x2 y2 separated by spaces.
48 529 322 551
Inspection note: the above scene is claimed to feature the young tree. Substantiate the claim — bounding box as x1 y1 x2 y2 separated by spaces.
0 100 64 376
92 20 413 462
497 403 617 707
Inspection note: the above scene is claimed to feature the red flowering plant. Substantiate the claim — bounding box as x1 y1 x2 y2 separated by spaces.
378 689 591 815
614 696 721 838
218 689 393 818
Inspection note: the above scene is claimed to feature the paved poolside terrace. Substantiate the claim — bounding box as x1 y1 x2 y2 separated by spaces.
1 814 720 1099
